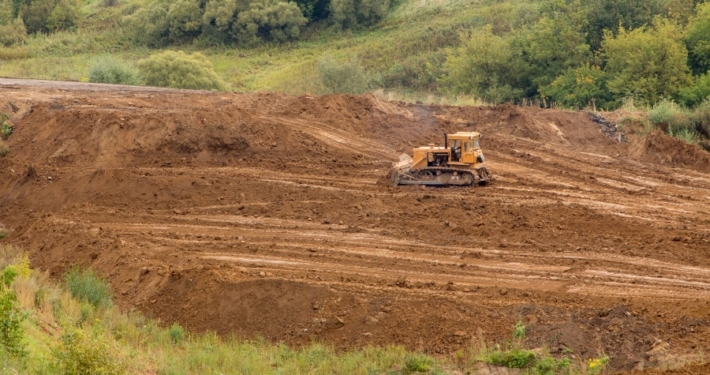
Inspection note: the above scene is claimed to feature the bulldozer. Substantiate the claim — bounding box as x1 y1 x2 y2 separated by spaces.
391 132 490 186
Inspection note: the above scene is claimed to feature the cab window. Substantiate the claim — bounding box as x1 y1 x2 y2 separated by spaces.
474 138 480 149
464 141 472 152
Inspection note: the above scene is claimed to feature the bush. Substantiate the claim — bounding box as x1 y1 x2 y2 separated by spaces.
168 323 185 344
0 141 8 158
121 2 170 47
441 25 524 103
137 51 229 91
318 56 374 94
18 0 79 34
402 354 434 373
678 72 710 107
63 268 112 309
45 0 80 32
89 56 141 85
232 0 307 44
541 64 611 109
485 348 536 369
167 0 203 43
0 289 26 358
0 19 27 46
329 0 390 28
602 19 690 106
51 330 124 375
648 99 691 128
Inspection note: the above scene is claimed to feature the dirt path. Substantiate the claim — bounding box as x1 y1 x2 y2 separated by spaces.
1 81 709 372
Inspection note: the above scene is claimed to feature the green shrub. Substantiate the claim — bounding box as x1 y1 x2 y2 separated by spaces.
63 268 112 309
679 72 710 107
45 0 80 32
402 354 434 373
318 56 374 94
513 321 526 339
167 0 203 43
541 64 611 109
1 266 18 287
51 330 124 375
168 323 185 344
18 0 79 34
329 0 390 28
0 113 12 140
121 2 170 47
0 290 27 358
484 348 536 369
534 356 570 375
648 99 691 130
232 0 307 44
89 56 141 85
0 19 27 46
137 50 229 91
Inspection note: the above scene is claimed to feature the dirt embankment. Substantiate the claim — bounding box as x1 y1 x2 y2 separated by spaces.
1 82 710 373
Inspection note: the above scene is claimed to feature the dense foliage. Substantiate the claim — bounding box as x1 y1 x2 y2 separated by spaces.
1 0 710 114
137 50 229 91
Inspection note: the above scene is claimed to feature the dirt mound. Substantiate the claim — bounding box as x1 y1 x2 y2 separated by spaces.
629 131 710 172
3 82 710 374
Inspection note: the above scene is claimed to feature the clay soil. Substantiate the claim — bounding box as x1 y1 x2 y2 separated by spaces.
1 79 710 373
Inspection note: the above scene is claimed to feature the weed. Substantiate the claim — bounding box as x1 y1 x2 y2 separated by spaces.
63 267 112 309
534 356 570 375
0 289 27 358
50 329 124 374
514 320 526 339
587 355 609 375
168 323 185 345
402 354 434 373
0 229 8 239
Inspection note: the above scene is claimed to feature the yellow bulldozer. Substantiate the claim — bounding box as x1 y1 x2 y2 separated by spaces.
391 132 490 186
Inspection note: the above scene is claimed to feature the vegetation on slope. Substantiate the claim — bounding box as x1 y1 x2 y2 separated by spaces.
0 244 617 375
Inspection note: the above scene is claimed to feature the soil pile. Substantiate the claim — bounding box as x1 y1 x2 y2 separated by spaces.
1 81 710 374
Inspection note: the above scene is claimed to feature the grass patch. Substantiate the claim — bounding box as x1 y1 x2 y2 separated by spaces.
63 267 112 309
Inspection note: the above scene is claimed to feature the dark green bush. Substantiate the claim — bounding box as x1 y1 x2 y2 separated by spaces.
137 50 229 91
89 56 141 85
0 19 27 46
486 348 536 369
329 0 390 28
63 268 112 309
232 0 307 44
17 0 78 34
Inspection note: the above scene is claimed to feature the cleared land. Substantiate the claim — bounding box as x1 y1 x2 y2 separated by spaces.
1 80 710 373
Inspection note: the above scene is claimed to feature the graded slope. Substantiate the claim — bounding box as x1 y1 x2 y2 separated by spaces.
1 80 709 373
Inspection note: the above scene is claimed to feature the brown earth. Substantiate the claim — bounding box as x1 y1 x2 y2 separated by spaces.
1 79 710 373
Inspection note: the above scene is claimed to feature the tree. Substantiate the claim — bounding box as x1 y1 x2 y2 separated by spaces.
15 0 78 34
329 0 390 28
583 0 664 51
602 18 690 105
167 0 203 43
293 0 329 22
686 2 710 76
679 73 710 107
121 2 170 47
0 18 27 46
521 15 591 95
541 64 611 108
202 0 238 43
441 25 524 103
232 0 307 44
137 50 229 91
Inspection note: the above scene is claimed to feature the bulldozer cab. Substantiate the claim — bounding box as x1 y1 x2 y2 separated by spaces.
446 132 483 166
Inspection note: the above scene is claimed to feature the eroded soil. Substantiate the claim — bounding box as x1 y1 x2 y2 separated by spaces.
1 80 710 373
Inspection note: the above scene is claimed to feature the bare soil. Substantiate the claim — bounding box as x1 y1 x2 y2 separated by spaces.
1 80 710 373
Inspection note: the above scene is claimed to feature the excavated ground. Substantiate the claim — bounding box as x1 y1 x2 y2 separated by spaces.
1 80 710 373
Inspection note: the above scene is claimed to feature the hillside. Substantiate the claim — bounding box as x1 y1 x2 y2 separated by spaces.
1 80 710 374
